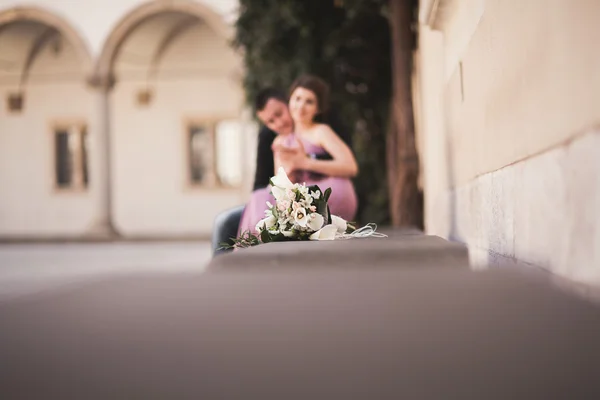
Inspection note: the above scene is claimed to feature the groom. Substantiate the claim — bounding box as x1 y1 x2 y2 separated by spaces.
212 88 350 255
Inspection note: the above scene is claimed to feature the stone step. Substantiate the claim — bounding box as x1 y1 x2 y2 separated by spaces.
0 267 599 399
209 229 470 270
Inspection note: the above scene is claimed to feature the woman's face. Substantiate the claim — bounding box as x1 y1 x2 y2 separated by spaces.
289 87 319 125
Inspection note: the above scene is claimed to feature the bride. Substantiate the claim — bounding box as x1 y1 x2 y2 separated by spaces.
238 75 359 235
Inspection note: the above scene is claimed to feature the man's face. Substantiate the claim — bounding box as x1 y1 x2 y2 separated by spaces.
256 98 294 135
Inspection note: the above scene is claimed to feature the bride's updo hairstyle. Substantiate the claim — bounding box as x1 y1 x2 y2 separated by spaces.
289 74 330 115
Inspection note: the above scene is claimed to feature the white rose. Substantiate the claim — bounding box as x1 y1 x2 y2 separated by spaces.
307 213 324 231
271 167 294 188
270 167 294 201
331 215 348 233
309 224 338 241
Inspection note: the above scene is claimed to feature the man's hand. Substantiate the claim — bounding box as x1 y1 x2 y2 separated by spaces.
273 137 307 175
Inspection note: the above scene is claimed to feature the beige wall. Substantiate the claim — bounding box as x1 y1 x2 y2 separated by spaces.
416 0 600 284
111 22 247 236
0 0 239 56
0 40 101 237
413 27 449 237
0 1 252 238
444 0 600 185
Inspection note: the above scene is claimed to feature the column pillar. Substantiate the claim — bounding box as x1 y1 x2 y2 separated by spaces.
86 73 117 237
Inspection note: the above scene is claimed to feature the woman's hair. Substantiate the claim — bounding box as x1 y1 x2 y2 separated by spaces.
289 75 330 114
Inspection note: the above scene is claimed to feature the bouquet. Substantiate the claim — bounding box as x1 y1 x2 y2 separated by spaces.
230 167 358 249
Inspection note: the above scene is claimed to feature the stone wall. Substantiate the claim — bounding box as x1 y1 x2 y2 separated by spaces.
415 0 600 284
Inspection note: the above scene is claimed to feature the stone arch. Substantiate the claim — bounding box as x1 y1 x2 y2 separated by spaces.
0 6 93 76
94 0 233 84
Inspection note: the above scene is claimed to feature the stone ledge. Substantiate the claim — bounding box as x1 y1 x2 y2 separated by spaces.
1 267 599 399
208 229 470 270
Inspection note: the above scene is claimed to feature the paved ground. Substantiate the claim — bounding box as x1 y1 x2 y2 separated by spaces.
1 235 600 398
0 242 211 301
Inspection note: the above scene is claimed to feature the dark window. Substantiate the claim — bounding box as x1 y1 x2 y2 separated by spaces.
54 125 88 190
189 125 211 185
186 119 242 188
81 128 89 186
55 130 72 187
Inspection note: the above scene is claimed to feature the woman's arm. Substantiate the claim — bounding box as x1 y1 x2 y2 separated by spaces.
299 124 358 178
272 136 289 175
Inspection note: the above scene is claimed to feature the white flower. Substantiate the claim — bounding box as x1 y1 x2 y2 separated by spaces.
271 167 294 188
331 215 347 233
307 213 324 231
298 195 312 207
271 186 285 202
293 207 308 227
311 190 321 199
271 167 294 201
255 215 276 232
309 224 338 241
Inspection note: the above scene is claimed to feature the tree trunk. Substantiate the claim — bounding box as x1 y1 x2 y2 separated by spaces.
387 0 421 227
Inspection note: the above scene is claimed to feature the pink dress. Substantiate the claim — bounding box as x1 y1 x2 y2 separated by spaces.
238 135 358 235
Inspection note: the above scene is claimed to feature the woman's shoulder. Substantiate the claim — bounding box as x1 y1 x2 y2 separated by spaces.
312 123 334 134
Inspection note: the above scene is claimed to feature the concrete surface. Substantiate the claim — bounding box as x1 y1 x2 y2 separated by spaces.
1 266 599 399
0 241 211 301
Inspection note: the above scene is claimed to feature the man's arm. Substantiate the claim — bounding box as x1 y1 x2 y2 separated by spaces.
253 125 335 190
252 127 276 191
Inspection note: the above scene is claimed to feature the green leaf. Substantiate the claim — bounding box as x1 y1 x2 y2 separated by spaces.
229 230 261 249
307 184 321 195
218 241 235 250
323 187 332 202
316 197 328 219
260 229 272 243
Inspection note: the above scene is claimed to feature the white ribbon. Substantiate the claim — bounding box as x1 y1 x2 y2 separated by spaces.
335 223 388 240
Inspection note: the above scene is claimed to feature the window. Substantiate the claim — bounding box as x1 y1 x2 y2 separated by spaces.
215 120 242 187
53 123 88 190
7 93 24 113
188 123 214 186
186 118 242 188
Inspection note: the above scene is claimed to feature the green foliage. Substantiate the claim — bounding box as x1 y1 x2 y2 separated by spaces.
219 230 260 250
234 0 392 225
